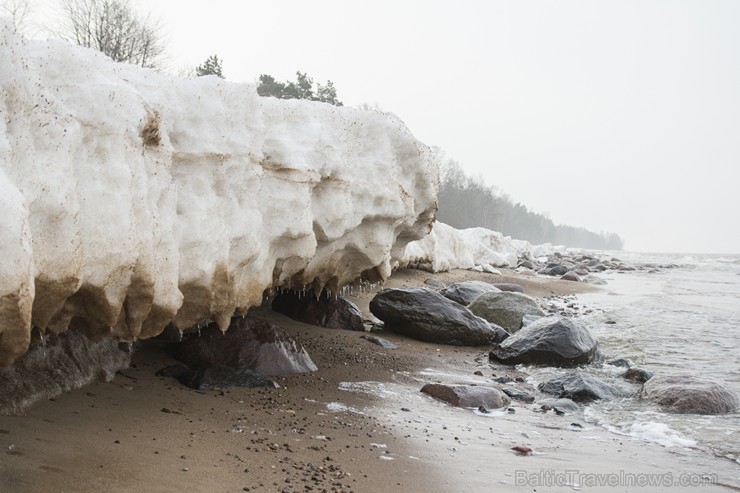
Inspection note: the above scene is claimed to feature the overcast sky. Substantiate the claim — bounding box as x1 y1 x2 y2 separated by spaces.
20 0 740 254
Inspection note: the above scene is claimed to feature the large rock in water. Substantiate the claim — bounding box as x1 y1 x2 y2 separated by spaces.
0 331 130 415
369 288 509 346
440 281 501 306
538 372 628 402
421 383 510 409
488 316 598 367
468 291 546 333
0 22 437 366
640 374 740 414
173 317 317 376
271 291 365 331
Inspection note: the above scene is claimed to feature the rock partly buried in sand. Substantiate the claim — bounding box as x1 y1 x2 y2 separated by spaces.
271 291 365 331
493 283 524 293
640 374 740 414
538 371 628 402
173 317 317 376
489 315 598 367
421 383 510 409
359 334 397 349
440 281 501 306
468 291 546 333
0 330 131 415
369 288 509 346
560 271 582 282
177 365 278 390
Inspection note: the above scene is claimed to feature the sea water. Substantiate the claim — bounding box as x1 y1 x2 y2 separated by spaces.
574 252 740 464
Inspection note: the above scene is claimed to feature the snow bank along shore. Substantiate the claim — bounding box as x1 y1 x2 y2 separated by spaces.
0 21 438 366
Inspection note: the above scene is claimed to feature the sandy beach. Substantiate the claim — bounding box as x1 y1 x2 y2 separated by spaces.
0 268 737 493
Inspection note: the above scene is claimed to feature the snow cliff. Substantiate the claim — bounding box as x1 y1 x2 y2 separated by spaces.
0 21 437 366
401 221 566 272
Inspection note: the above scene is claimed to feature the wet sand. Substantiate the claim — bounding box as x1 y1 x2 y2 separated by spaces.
0 269 738 492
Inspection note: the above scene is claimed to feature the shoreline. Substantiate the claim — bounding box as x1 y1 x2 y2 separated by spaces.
1 268 738 492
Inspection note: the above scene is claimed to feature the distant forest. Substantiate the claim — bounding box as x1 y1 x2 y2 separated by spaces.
437 157 624 250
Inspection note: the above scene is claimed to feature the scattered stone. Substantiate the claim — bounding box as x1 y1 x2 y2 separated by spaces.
359 335 397 349
501 387 535 403
271 291 365 331
468 291 546 333
560 271 581 282
440 281 501 306
421 383 510 409
538 372 628 402
511 445 532 456
478 406 491 414
369 288 509 346
494 375 515 384
537 398 579 414
640 374 740 414
173 317 317 376
489 316 599 367
623 367 653 383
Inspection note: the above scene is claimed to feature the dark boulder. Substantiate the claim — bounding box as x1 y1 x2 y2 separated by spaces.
547 264 569 276
272 291 365 331
421 383 510 409
369 288 509 346
177 365 278 390
539 372 628 402
623 367 653 383
640 374 740 414
489 316 598 367
173 317 317 376
469 291 545 333
440 281 500 306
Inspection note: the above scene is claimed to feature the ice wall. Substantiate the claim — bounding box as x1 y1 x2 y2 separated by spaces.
0 21 437 366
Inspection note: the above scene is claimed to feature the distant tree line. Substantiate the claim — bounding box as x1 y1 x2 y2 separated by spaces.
437 157 624 250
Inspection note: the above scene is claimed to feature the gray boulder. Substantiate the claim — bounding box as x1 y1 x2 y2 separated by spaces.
640 374 739 414
174 317 317 376
369 288 509 346
440 281 501 306
538 371 628 402
421 383 510 409
468 291 545 333
488 316 598 367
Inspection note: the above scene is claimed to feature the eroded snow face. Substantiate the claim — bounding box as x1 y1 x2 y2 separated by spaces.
0 21 438 365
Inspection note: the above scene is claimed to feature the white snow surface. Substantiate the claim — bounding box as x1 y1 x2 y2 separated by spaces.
0 22 437 365
401 221 566 273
